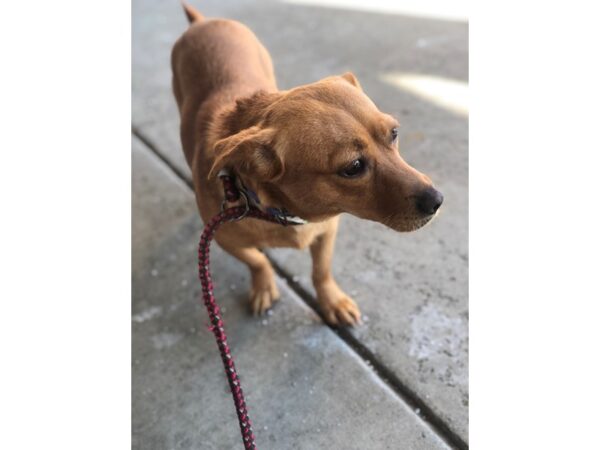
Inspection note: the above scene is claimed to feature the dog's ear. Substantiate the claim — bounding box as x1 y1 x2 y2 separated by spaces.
340 72 362 90
208 127 283 181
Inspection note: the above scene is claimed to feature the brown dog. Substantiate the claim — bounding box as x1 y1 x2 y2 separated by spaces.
171 3 443 326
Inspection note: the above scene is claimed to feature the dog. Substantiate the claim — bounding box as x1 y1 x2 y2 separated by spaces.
171 3 443 326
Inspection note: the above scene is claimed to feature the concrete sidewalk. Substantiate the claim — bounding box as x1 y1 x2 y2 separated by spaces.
133 1 468 448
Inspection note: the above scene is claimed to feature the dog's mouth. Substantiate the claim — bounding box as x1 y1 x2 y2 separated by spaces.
382 212 438 232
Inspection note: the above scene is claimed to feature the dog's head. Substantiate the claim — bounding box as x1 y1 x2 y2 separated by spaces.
209 73 443 231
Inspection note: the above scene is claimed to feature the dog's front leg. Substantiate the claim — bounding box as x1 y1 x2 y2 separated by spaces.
217 240 280 315
310 220 361 326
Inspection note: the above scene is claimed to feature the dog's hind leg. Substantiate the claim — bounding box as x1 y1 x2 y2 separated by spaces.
217 241 280 316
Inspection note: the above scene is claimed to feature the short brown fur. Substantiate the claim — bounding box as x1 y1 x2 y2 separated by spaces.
172 3 441 325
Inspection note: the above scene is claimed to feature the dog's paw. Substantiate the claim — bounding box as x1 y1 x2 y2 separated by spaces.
320 294 361 326
249 270 280 315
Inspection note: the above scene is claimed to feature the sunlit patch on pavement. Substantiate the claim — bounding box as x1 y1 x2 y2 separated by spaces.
281 0 468 22
380 72 469 116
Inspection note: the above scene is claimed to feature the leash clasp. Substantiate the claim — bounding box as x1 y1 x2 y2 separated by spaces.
219 168 251 220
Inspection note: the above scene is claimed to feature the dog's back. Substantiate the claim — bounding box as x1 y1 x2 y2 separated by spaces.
172 6 276 109
171 4 277 166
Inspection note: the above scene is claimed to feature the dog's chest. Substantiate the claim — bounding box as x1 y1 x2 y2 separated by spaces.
250 220 329 250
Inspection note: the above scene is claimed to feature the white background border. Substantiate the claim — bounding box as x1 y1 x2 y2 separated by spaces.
471 1 600 448
1 1 131 448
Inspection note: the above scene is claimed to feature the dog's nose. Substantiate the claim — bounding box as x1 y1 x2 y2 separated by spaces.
417 187 444 215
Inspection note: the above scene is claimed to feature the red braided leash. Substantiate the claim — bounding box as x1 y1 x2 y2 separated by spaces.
197 174 300 449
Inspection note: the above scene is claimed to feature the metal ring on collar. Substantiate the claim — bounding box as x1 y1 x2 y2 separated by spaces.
221 189 250 221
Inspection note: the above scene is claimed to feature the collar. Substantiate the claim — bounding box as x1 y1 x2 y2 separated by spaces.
218 168 308 225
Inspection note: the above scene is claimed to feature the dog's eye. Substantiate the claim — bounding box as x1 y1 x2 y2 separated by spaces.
339 158 367 178
391 127 398 143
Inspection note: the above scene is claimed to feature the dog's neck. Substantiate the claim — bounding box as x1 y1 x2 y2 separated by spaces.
214 90 306 224
219 168 307 225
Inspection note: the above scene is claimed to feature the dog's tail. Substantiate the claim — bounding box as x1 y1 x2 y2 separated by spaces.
182 1 204 24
